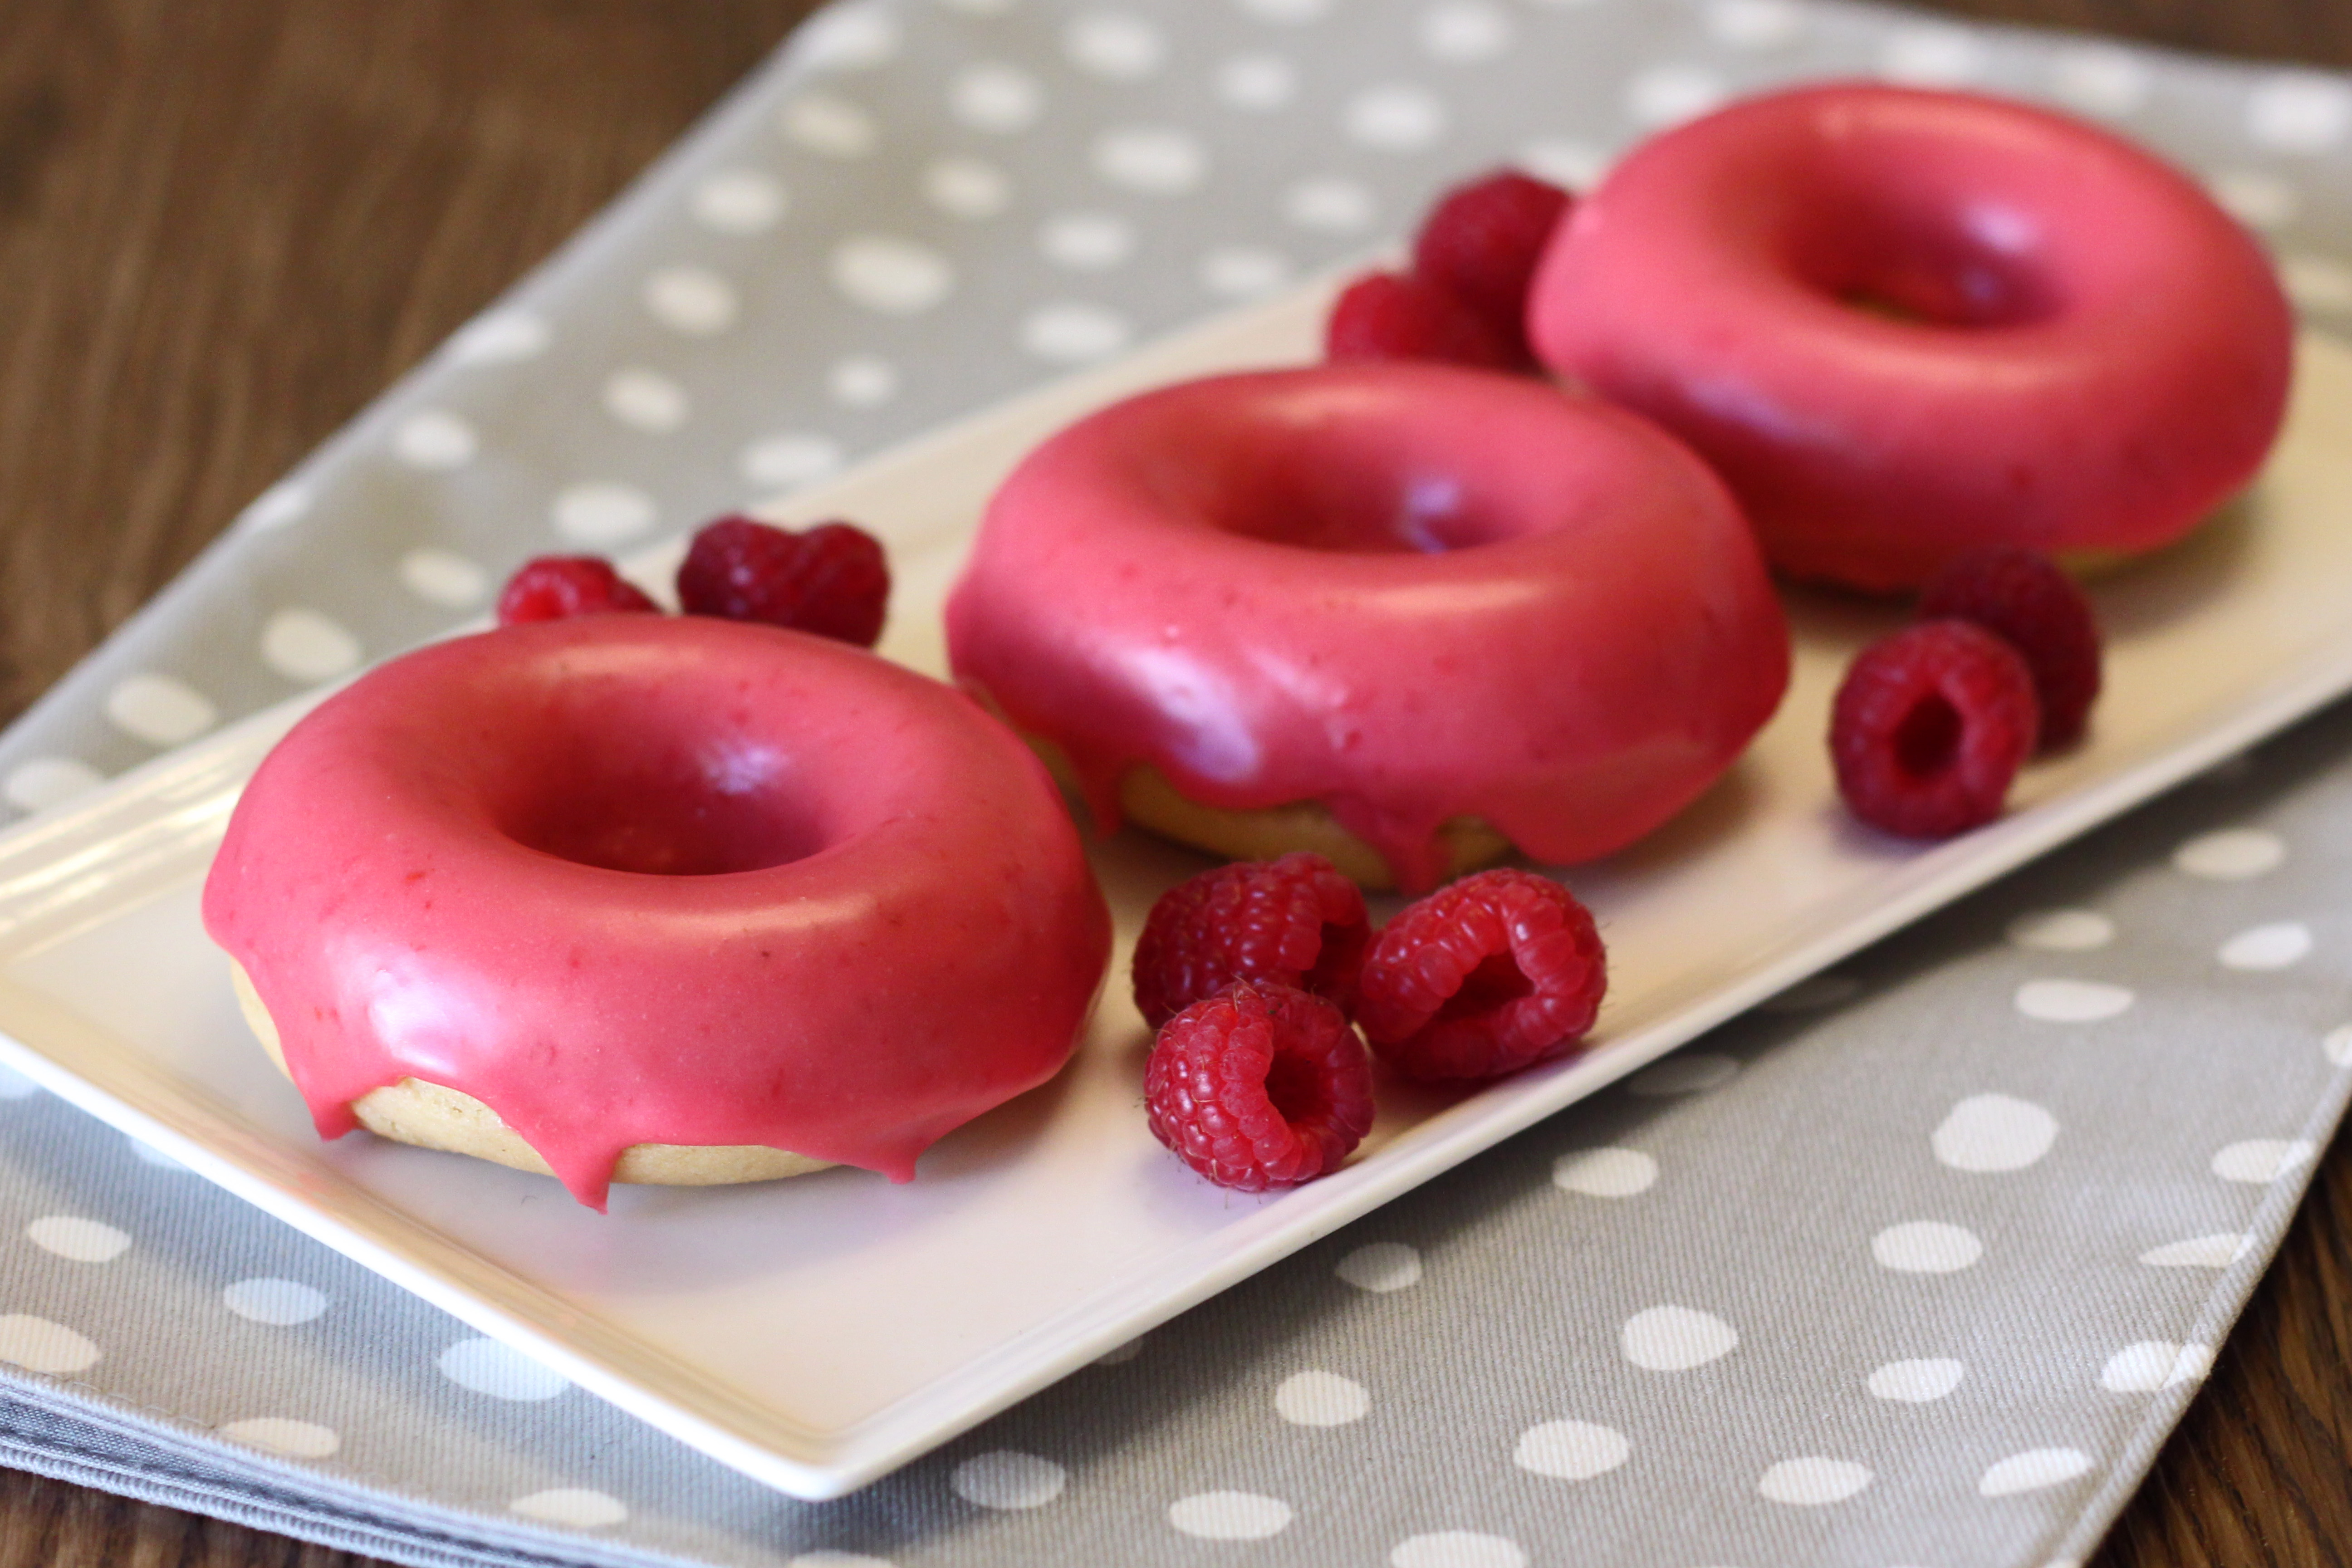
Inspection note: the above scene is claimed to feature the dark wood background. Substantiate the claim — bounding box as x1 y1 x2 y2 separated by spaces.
0 1 2343 1563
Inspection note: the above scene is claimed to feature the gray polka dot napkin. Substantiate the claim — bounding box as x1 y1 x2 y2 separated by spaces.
0 1 2347 1564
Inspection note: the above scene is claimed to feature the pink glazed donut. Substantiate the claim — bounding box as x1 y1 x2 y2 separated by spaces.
945 362 1790 892
1529 83 2294 592
203 615 1111 1209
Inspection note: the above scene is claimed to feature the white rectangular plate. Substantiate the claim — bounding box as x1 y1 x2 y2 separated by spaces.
0 284 2346 1500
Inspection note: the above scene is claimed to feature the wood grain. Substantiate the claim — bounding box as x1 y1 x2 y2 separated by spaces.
0 2 2339 1564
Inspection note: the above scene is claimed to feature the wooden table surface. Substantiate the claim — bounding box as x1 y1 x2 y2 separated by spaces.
0 1 2344 1563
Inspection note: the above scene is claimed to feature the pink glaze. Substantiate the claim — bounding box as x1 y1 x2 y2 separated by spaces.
1529 83 2295 592
202 616 1111 1209
944 362 1790 891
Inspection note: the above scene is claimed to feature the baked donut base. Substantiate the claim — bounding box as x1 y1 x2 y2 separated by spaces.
229 961 831 1187
1024 733 1510 890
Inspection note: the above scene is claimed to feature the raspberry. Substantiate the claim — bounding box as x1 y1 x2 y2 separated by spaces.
1144 981 1376 1191
1411 168 1573 363
1831 620 2041 838
495 557 659 626
1132 853 1370 1028
675 516 891 647
1357 869 1607 1082
1916 547 2102 750
1324 270 1519 371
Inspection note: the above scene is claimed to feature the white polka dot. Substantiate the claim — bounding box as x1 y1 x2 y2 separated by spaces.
690 169 788 234
1757 1456 1872 1505
222 1278 329 1325
2211 1137 2316 1184
0 1315 98 1373
787 1555 895 1568
1337 1241 1421 1292
795 5 900 71
2007 909 2114 952
2100 1340 2196 1392
1421 1 1513 62
391 408 477 470
1513 1420 1629 1480
4 757 104 815
1625 1052 1738 1096
1759 973 1857 1012
1199 245 1292 299
1625 64 1725 128
261 609 361 683
106 674 216 746
1392 1532 1527 1568
1235 0 1329 20
951 62 1044 132
1518 138 1609 189
2166 1343 2215 1386
221 1417 339 1458
1553 1147 1656 1198
642 265 739 335
2220 921 2312 971
1621 1305 1737 1371
2249 74 2352 152
952 1450 1065 1509
399 548 488 608
2014 979 2134 1023
2051 46 2151 117
740 432 844 490
1285 176 1376 232
2139 1233 2249 1269
551 482 656 547
2283 254 2352 314
603 368 690 434
829 354 900 408
445 309 549 365
1872 1220 1983 1274
1169 1491 1292 1540
0 1064 39 1100
437 1338 569 1401
1093 126 1206 194
236 481 312 534
924 156 1013 219
832 235 955 314
1038 211 1135 270
1705 0 1803 48
2210 169 2298 230
126 1134 181 1166
509 1489 627 1528
779 93 879 157
1022 302 1132 363
1933 1094 2058 1173
2176 827 2286 879
25 1217 129 1264
1217 53 1297 110
1275 1369 1369 1426
1094 1335 1145 1365
1879 25 1984 85
2325 1024 2352 1068
1064 12 1164 78
1867 1357 1964 1402
1345 84 1448 151
1980 1447 2093 1497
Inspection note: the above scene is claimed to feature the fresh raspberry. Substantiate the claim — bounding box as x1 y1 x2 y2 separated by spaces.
1144 981 1376 1191
1132 853 1370 1028
1324 270 1519 371
495 556 660 626
675 516 891 647
1357 869 1607 1082
1411 168 1573 362
1916 546 2103 750
1831 620 2041 838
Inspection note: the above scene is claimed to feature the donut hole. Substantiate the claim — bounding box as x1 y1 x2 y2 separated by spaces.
498 729 824 877
1199 446 1531 555
1786 191 2060 329
1893 691 1964 781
